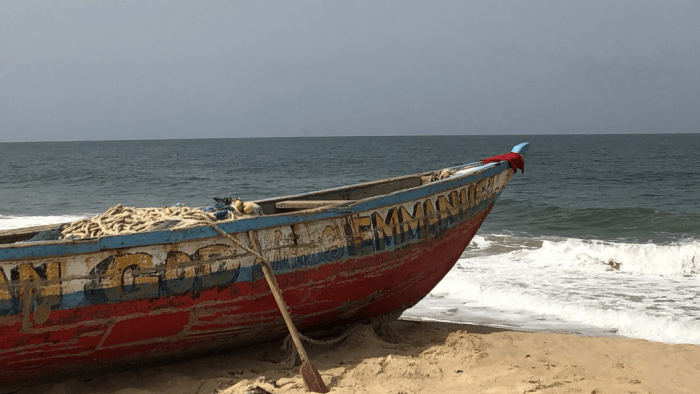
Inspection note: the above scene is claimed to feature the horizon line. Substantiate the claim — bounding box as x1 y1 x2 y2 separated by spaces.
1 131 698 144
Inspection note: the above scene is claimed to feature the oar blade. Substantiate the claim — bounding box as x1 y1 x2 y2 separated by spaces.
300 360 329 393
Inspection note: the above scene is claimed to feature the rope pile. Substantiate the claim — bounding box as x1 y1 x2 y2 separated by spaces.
59 204 226 240
427 168 455 182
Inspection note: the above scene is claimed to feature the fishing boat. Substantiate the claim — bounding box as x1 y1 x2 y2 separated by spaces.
0 143 528 387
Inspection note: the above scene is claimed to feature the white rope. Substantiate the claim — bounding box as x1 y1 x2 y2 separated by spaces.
59 204 230 239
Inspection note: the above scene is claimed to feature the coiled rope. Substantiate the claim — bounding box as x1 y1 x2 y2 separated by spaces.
59 204 229 239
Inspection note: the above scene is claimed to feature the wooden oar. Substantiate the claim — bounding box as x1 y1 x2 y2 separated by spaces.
210 225 328 392
247 231 328 393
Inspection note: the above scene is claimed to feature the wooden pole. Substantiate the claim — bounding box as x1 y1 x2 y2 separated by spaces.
210 224 328 392
247 230 329 393
249 232 311 362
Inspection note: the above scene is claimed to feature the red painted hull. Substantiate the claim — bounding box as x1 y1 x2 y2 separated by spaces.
0 208 491 386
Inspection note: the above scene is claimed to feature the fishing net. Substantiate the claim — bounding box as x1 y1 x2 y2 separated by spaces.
59 204 229 240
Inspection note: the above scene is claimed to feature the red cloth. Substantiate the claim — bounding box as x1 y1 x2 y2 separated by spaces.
483 152 525 173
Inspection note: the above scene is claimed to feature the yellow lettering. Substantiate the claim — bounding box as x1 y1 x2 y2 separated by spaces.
16 262 62 299
18 264 39 282
422 199 439 231
321 225 344 259
351 216 372 243
436 191 460 219
42 262 61 297
0 268 10 300
321 225 344 251
476 179 488 200
165 251 195 281
271 230 289 263
372 209 401 249
399 203 423 235
373 209 400 237
194 244 239 274
103 253 158 289
459 188 468 205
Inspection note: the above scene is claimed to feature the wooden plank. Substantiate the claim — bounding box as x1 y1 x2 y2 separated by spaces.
255 176 425 209
274 200 352 210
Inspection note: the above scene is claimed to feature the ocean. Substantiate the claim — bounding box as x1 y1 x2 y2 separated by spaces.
1 134 698 345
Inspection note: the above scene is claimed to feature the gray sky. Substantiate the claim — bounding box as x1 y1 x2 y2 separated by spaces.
1 1 699 142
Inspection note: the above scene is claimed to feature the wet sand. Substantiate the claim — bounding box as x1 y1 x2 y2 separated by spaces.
13 319 700 394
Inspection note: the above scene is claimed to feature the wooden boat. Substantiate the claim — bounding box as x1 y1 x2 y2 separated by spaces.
0 143 528 386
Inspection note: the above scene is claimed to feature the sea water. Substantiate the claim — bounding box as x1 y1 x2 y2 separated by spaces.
1 134 698 345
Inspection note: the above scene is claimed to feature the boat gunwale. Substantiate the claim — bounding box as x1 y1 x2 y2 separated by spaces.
0 143 528 261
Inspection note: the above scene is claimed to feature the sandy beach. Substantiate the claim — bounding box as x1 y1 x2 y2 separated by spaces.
13 319 699 394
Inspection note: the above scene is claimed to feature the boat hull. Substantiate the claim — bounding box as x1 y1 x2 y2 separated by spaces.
0 151 523 386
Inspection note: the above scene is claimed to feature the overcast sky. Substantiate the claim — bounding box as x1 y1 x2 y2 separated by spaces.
1 1 698 142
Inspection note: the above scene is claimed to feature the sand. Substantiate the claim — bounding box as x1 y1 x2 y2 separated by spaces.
13 319 700 394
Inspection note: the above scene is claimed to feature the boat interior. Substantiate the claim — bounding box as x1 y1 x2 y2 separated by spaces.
0 162 484 245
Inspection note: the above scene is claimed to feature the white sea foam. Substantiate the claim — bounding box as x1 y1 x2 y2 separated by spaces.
0 215 88 231
465 235 494 251
527 238 700 277
405 234 700 345
4 217 699 344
